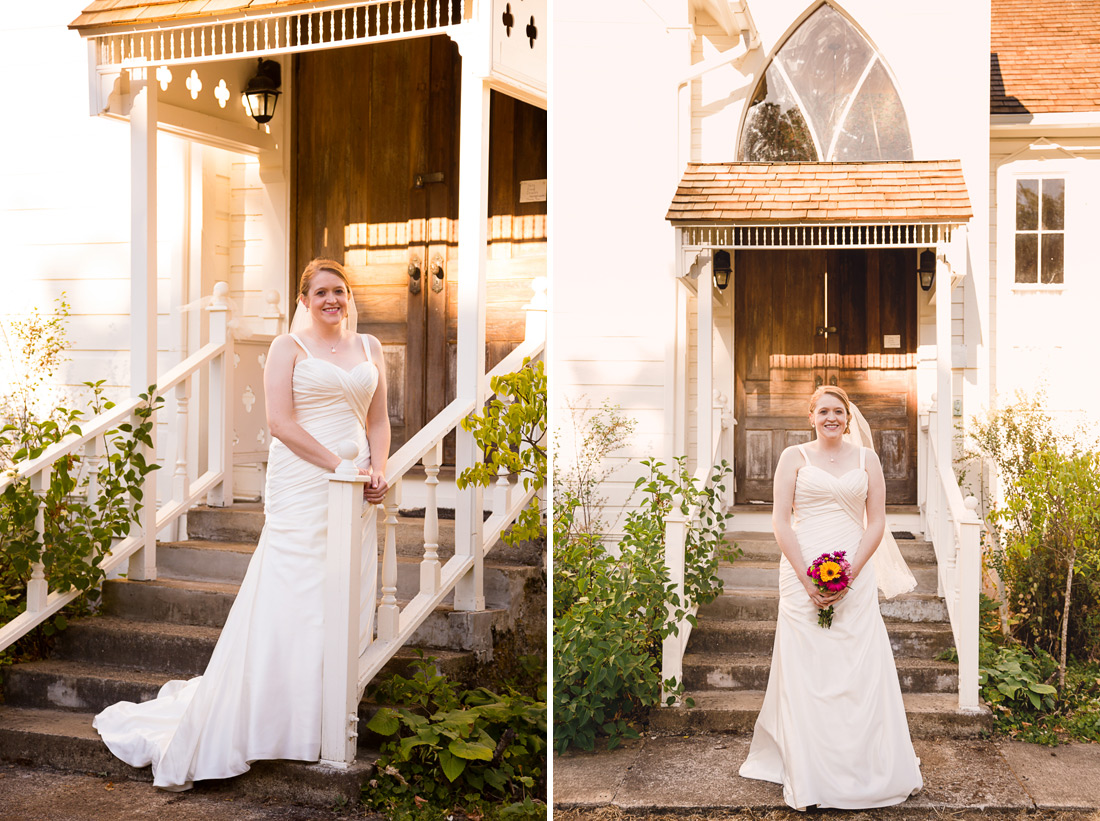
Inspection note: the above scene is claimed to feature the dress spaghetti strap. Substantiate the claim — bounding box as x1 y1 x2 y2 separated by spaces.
359 334 372 363
288 333 312 357
859 446 867 470
797 444 810 465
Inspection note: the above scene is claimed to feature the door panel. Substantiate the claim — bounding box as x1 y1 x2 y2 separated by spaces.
734 248 917 504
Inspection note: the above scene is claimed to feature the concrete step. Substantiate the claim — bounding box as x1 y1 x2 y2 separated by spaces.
105 560 533 629
184 504 544 567
0 706 373 807
716 559 939 594
689 618 956 658
155 544 541 613
681 653 959 693
726 532 936 565
647 690 992 739
1 647 477 716
699 588 950 623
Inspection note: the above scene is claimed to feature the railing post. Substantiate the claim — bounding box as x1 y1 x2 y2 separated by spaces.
261 289 284 335
377 483 401 641
173 379 191 541
127 407 158 581
957 496 982 711
917 406 929 536
661 505 688 705
321 441 364 766
27 469 50 613
206 282 234 507
420 444 442 596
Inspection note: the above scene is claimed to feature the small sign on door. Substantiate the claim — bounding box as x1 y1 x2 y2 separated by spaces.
519 179 547 203
884 334 901 349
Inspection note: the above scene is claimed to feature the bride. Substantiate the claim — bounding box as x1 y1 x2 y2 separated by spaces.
738 385 923 809
94 258 389 789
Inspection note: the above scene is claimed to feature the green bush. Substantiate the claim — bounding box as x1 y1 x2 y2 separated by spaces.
457 358 546 546
553 456 735 754
363 658 546 818
1 298 162 663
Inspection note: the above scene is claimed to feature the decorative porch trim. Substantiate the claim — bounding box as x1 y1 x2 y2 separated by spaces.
678 222 954 251
86 0 469 68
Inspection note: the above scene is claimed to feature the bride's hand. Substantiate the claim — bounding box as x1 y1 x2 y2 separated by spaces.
803 581 832 609
363 472 389 505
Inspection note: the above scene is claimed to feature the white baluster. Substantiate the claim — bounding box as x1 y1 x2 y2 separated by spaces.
493 462 513 517
85 436 102 509
661 504 688 705
377 483 401 641
206 282 234 507
958 496 982 710
27 469 49 613
174 379 191 540
420 444 441 596
321 441 363 766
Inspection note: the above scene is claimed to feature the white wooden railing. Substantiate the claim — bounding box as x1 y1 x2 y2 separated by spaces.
0 283 238 653
318 311 546 765
660 395 731 705
919 394 982 711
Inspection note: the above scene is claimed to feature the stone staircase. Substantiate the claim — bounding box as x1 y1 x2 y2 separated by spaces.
649 531 991 739
0 504 545 806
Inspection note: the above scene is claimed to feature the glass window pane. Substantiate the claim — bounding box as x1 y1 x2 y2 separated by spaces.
1015 233 1038 283
1042 179 1064 230
738 63 817 161
1042 233 1064 284
776 5 873 153
831 60 914 161
1016 180 1038 230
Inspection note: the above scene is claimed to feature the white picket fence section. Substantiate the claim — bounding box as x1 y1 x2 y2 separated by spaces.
919 394 982 711
660 396 730 705
0 284 238 653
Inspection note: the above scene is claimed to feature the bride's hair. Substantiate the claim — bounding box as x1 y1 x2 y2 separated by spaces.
809 385 850 414
298 258 352 299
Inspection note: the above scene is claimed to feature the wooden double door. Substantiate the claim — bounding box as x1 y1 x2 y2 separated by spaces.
293 37 547 450
733 248 918 504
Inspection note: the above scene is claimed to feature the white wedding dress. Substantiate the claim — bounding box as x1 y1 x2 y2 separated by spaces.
94 333 379 790
738 445 923 810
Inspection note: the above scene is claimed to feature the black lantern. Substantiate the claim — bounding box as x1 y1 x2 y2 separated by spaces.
243 59 282 125
713 249 732 291
918 249 936 291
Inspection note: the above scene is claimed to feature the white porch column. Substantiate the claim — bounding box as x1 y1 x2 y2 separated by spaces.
128 67 158 582
696 252 714 472
452 32 490 613
934 248 952 481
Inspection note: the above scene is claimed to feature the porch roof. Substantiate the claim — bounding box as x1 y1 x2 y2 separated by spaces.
70 0 324 33
666 161 972 225
991 0 1100 115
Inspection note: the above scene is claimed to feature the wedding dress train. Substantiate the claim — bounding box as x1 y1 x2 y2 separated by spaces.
94 334 378 790
738 445 923 809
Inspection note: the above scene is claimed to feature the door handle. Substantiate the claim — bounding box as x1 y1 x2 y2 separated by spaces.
816 325 837 336
429 254 444 293
814 374 823 388
408 256 422 294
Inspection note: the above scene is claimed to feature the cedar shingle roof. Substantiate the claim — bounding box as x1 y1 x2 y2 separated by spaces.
666 161 972 224
70 1 314 32
991 0 1100 114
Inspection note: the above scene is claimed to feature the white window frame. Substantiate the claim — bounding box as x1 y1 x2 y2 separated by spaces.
1011 174 1066 288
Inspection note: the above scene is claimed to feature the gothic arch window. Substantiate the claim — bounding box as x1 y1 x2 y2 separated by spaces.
737 4 913 162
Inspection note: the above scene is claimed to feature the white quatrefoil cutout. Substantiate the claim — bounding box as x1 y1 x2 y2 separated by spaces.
257 353 267 368
185 69 202 100
257 428 266 444
234 353 241 367
242 385 256 413
214 79 230 109
156 66 172 91
232 432 240 446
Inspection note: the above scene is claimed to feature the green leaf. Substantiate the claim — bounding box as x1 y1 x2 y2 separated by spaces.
438 749 467 782
448 738 495 761
365 707 401 736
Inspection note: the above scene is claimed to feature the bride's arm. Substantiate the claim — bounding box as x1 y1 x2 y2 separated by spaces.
851 448 887 581
363 334 391 504
264 334 343 471
773 447 832 608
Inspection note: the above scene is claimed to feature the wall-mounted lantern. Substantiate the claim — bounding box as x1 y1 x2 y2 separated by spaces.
713 249 732 291
918 249 936 291
243 59 282 125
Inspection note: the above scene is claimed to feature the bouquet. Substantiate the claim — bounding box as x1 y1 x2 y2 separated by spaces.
806 550 852 628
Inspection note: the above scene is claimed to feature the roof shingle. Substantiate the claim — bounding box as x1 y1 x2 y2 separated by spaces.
665 161 973 224
991 0 1100 114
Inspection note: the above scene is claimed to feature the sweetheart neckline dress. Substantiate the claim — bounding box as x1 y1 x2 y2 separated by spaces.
737 445 923 810
93 333 379 790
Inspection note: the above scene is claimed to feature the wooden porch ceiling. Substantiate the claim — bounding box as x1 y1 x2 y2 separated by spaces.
666 160 973 224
